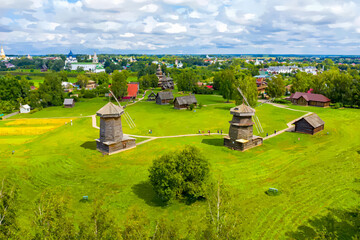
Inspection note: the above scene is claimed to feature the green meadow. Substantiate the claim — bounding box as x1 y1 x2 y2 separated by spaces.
2 95 360 238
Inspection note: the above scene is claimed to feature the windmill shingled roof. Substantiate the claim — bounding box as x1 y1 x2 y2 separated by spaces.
97 102 124 117
231 104 255 113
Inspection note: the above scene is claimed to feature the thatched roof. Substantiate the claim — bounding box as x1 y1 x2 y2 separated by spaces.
174 95 197 105
97 102 124 118
296 113 325 128
156 91 174 100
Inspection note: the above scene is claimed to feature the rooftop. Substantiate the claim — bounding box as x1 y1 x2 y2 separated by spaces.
97 102 124 118
289 92 331 103
295 113 325 128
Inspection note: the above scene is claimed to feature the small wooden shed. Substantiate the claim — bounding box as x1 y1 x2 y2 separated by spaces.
174 95 197 109
63 98 75 108
156 91 174 105
294 113 325 135
147 91 156 101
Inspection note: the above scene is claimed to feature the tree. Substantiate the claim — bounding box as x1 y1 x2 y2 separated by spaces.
152 217 180 240
291 72 313 93
76 74 89 89
38 74 64 106
111 70 128 99
50 60 65 72
219 69 236 102
267 74 285 98
96 72 109 85
79 199 121 239
175 70 197 92
0 178 19 239
32 188 76 239
202 181 244 240
58 71 68 82
149 146 210 202
235 75 258 107
122 206 150 240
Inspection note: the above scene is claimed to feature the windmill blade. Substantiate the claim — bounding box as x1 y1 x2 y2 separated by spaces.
237 87 264 133
109 90 136 129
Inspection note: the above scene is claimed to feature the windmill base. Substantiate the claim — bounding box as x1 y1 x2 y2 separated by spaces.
96 135 136 155
224 135 263 151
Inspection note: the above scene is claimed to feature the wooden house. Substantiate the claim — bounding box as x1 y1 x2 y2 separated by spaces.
294 113 324 135
122 83 139 101
174 95 197 109
147 91 156 101
286 92 330 107
85 80 97 90
156 91 174 105
63 98 75 108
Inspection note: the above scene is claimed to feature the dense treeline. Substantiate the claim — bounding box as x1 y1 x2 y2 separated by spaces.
290 69 360 106
213 66 258 107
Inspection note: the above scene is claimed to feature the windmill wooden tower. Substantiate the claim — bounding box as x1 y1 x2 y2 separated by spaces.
96 102 136 155
223 104 263 151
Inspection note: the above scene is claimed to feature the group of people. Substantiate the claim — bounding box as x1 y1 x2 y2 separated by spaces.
198 129 223 135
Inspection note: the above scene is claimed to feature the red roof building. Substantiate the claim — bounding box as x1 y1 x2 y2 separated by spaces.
286 92 330 107
122 83 139 100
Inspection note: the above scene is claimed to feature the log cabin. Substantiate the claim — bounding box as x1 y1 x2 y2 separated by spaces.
294 113 325 135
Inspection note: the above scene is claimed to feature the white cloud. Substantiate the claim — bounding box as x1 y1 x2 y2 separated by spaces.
1 0 360 54
164 23 186 33
139 4 159 13
120 33 135 37
0 17 13 25
216 22 228 33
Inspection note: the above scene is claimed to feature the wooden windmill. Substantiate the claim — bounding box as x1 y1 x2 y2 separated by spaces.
237 87 264 134
109 90 136 129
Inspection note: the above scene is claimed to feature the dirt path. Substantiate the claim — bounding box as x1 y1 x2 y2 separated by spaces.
262 103 312 140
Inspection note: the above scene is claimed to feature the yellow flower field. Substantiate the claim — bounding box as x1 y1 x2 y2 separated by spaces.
0 118 75 136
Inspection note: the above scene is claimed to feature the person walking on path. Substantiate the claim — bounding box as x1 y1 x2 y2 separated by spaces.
208 130 210 136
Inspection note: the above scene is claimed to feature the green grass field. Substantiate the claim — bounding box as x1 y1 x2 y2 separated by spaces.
2 95 360 238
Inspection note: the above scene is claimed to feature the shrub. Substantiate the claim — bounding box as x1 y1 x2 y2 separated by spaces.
273 98 291 104
148 146 210 203
334 102 343 109
198 102 203 109
189 104 195 110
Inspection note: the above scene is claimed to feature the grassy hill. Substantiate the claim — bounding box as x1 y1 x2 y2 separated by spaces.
1 95 360 238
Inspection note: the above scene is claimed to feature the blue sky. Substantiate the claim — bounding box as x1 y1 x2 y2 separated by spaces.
1 0 360 55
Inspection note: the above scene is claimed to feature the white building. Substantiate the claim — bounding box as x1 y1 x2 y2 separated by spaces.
301 66 318 75
65 50 77 64
0 46 7 60
70 62 105 73
61 82 74 88
20 104 31 113
92 52 98 64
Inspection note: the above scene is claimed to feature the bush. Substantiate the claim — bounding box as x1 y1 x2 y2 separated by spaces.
148 146 210 203
273 98 291 104
83 90 96 98
189 103 195 110
334 102 343 109
198 102 203 109
138 89 144 94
